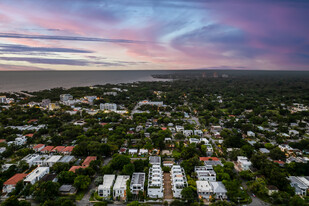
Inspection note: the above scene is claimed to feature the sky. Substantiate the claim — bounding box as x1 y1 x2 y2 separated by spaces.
0 0 308 71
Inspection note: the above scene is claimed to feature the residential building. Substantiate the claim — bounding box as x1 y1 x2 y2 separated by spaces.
148 165 164 198
170 165 188 198
24 167 50 185
33 144 45 152
149 156 161 165
196 181 227 200
82 156 97 167
138 100 164 107
100 103 117 111
195 166 216 181
22 154 41 166
113 175 130 200
40 146 54 153
2 173 27 193
183 130 193 137
98 175 116 198
46 155 62 167
237 156 252 171
59 185 77 195
196 181 212 200
58 155 75 163
259 148 270 154
130 173 146 195
194 130 204 137
200 157 223 167
288 176 309 196
60 94 73 102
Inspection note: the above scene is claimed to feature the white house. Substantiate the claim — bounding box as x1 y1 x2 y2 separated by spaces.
210 181 227 200
237 156 252 171
196 181 227 200
247 131 255 137
289 130 299 136
24 167 50 185
196 181 212 199
175 126 184 133
288 176 309 196
46 155 62 167
2 173 27 194
194 130 203 137
148 165 164 198
130 173 146 195
183 130 193 137
189 138 200 144
195 166 216 181
113 175 130 200
98 175 116 198
100 103 117 111
170 165 188 198
139 149 148 156
128 148 138 155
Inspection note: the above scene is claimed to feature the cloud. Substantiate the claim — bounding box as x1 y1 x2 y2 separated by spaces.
0 56 148 67
0 44 93 53
0 33 146 44
0 63 50 71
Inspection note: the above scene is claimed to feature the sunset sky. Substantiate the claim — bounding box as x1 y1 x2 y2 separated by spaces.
0 0 308 71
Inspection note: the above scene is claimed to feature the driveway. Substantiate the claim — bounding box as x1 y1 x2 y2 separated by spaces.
76 157 112 206
163 172 173 200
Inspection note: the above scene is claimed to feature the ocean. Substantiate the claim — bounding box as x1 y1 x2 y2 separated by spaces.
0 70 170 92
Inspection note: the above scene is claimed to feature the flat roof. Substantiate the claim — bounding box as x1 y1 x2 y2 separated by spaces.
114 175 130 190
131 173 145 186
149 156 161 165
59 155 75 163
46 155 62 163
24 167 49 182
100 175 116 189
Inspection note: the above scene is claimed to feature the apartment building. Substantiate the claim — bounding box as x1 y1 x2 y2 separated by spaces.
170 165 188 198
113 175 130 200
98 175 116 198
148 165 164 198
195 166 216 181
130 173 146 195
24 167 50 185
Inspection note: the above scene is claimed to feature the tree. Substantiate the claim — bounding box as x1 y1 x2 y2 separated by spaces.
32 181 60 202
181 186 197 203
170 200 186 206
58 171 76 184
122 163 135 175
51 162 70 173
269 147 286 161
110 154 130 170
73 175 91 190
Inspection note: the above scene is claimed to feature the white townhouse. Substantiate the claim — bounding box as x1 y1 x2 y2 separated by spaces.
22 154 41 167
113 175 130 200
148 164 164 198
237 156 252 171
98 175 116 198
46 155 62 167
130 173 146 195
24 167 50 185
195 166 216 181
170 165 188 198
197 181 227 200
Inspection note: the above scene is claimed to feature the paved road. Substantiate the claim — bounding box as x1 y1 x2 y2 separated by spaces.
76 157 112 206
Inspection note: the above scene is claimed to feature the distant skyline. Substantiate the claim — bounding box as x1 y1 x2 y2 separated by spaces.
0 0 308 71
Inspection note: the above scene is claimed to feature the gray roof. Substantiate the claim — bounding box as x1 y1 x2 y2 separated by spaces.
131 173 145 186
149 156 161 165
59 155 75 163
